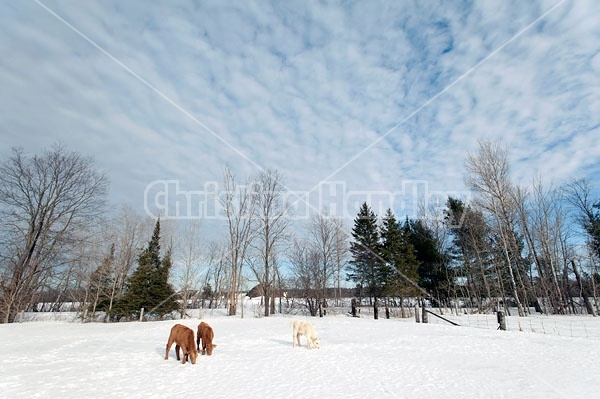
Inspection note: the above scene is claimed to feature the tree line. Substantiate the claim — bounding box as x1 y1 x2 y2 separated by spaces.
1 141 598 323
450 141 599 316
346 141 600 317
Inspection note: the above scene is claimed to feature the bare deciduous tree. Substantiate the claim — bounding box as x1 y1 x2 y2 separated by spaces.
203 241 230 310
309 212 341 316
565 179 600 314
333 218 348 306
221 167 255 316
84 240 114 320
565 179 600 260
465 140 527 316
513 181 576 314
249 169 289 317
175 220 204 318
287 212 347 316
288 240 324 316
0 145 108 323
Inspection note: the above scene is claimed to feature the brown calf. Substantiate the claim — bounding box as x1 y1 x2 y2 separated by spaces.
196 321 217 355
165 324 198 364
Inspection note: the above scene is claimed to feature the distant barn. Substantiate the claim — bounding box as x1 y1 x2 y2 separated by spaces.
247 284 284 298
247 285 355 299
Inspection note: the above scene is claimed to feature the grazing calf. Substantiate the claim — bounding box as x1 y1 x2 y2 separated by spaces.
292 320 320 349
196 321 217 355
165 324 198 364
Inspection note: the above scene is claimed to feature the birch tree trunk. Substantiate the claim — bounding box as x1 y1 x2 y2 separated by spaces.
250 169 288 317
221 167 255 316
465 140 526 316
571 259 596 316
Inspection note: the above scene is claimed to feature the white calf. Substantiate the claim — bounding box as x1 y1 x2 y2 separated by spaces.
292 320 320 349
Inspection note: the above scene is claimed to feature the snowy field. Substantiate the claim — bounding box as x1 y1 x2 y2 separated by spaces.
1 309 599 399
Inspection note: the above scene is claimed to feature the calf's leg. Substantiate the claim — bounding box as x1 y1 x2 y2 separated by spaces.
175 344 181 361
165 337 174 360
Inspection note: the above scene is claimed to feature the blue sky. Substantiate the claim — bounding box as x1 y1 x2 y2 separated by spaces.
1 0 599 236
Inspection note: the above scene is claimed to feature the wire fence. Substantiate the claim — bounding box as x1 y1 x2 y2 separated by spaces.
422 309 600 339
14 301 600 340
319 304 600 340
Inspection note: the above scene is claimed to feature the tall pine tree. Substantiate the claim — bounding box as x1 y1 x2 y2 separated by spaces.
348 202 383 304
404 217 450 305
585 202 600 260
113 219 178 320
379 209 419 298
445 197 494 302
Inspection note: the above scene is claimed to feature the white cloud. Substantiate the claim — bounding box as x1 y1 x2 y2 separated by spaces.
0 0 598 237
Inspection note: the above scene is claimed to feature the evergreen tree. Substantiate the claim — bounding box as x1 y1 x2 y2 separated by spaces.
112 219 178 320
445 197 494 302
404 217 450 305
379 209 419 298
585 202 600 260
347 202 383 303
155 247 178 316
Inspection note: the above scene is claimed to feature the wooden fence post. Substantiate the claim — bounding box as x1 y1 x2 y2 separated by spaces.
497 311 506 331
415 303 421 323
241 293 244 319
422 302 428 324
139 308 144 322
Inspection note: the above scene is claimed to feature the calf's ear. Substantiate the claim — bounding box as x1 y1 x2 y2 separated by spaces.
213 344 218 348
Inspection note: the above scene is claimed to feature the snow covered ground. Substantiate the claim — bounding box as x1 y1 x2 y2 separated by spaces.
1 308 599 399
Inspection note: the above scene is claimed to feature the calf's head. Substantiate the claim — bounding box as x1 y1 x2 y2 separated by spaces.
204 343 217 356
311 337 320 349
189 349 198 364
